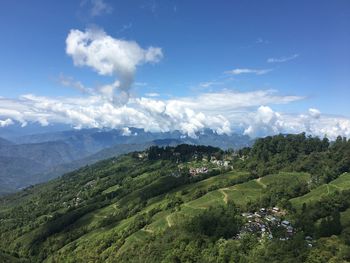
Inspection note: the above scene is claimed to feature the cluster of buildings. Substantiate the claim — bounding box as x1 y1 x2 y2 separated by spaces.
189 167 208 176
187 155 232 176
206 155 231 167
63 196 83 208
210 158 230 167
237 207 295 240
62 181 97 208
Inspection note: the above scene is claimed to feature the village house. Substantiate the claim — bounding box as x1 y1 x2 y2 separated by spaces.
272 207 280 213
137 152 148 159
281 220 290 227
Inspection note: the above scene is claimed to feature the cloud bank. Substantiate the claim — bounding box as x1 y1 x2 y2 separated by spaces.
0 90 349 139
0 118 13 127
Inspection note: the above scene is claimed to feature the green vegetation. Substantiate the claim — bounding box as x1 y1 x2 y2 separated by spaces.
0 135 349 262
291 173 350 208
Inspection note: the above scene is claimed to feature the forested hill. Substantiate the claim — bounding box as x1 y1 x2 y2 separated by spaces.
0 134 350 262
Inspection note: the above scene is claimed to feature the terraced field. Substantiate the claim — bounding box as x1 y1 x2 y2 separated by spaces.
116 171 311 254
290 173 350 208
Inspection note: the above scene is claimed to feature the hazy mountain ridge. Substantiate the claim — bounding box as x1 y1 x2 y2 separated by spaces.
0 128 252 194
14 128 252 150
33 139 183 185
0 141 82 193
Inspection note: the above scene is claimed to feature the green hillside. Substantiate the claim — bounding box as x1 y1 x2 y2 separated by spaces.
1 134 350 262
291 172 350 208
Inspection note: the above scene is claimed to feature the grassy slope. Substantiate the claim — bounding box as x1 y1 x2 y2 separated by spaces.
290 173 350 208
46 171 250 261
117 171 310 256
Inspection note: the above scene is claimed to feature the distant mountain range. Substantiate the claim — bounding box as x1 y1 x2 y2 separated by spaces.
0 127 252 195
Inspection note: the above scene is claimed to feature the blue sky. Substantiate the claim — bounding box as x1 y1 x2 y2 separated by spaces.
0 0 349 138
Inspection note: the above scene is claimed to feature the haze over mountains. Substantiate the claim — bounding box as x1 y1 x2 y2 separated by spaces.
0 126 252 195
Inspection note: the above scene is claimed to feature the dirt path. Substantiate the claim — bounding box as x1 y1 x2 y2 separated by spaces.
219 189 229 204
256 177 267 188
183 203 206 210
142 228 154 234
166 214 173 227
331 183 342 190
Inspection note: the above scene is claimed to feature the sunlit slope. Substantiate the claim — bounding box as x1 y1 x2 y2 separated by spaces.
290 173 350 208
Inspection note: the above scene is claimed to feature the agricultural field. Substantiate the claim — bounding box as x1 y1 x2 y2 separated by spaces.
291 173 350 208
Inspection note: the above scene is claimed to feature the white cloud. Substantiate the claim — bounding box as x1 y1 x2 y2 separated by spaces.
121 127 132 136
267 54 299 63
243 106 350 139
0 118 13 127
225 68 273 75
0 90 298 137
244 106 283 137
90 0 112 17
66 28 163 102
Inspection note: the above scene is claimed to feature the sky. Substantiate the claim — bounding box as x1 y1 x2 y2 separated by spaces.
0 0 349 139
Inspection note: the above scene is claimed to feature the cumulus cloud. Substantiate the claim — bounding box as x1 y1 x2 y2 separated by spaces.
225 68 273 75
242 106 350 139
66 28 163 103
0 90 300 138
267 54 299 63
0 118 13 127
244 106 283 137
121 127 132 136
